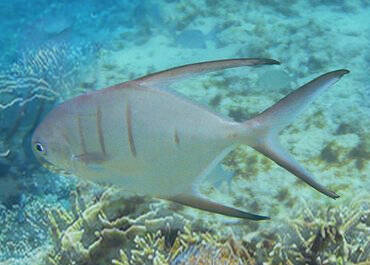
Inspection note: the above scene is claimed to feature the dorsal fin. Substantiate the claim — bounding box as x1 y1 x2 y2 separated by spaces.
134 58 280 88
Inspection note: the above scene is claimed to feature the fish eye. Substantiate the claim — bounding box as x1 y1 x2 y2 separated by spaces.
34 142 45 154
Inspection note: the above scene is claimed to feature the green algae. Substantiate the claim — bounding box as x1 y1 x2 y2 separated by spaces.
348 133 370 170
321 141 341 164
318 131 369 172
305 110 326 130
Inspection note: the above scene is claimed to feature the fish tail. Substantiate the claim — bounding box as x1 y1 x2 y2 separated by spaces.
241 69 349 199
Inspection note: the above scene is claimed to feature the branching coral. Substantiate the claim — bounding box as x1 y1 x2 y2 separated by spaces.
111 221 255 265
43 187 264 265
169 236 251 265
40 185 370 265
0 196 59 262
43 188 183 265
281 197 370 265
210 197 370 265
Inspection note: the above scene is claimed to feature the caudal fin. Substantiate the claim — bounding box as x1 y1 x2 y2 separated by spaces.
244 69 349 199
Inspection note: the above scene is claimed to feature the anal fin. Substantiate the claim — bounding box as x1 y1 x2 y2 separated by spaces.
164 193 270 221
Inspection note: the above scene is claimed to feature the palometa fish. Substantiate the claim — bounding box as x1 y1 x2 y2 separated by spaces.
31 58 349 220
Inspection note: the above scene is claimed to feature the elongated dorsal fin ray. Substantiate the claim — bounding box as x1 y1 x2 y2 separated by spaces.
134 58 280 88
246 69 349 199
163 193 270 221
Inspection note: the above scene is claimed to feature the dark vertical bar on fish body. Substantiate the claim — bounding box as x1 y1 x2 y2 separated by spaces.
126 102 137 157
96 105 106 156
77 115 87 154
174 128 180 146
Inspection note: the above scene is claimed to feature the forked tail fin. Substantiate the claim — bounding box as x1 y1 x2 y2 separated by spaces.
244 69 349 199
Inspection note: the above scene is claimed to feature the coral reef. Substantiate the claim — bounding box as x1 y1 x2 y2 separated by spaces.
284 198 370 265
0 194 63 262
42 187 257 265
38 187 369 265
0 40 97 213
42 188 193 265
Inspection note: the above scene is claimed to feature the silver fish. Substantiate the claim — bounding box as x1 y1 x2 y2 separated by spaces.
31 58 349 220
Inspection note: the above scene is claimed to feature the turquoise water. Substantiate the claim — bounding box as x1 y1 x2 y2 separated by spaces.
0 0 369 264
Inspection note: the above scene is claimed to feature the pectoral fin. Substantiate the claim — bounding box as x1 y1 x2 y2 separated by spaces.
164 193 270 221
72 152 108 164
